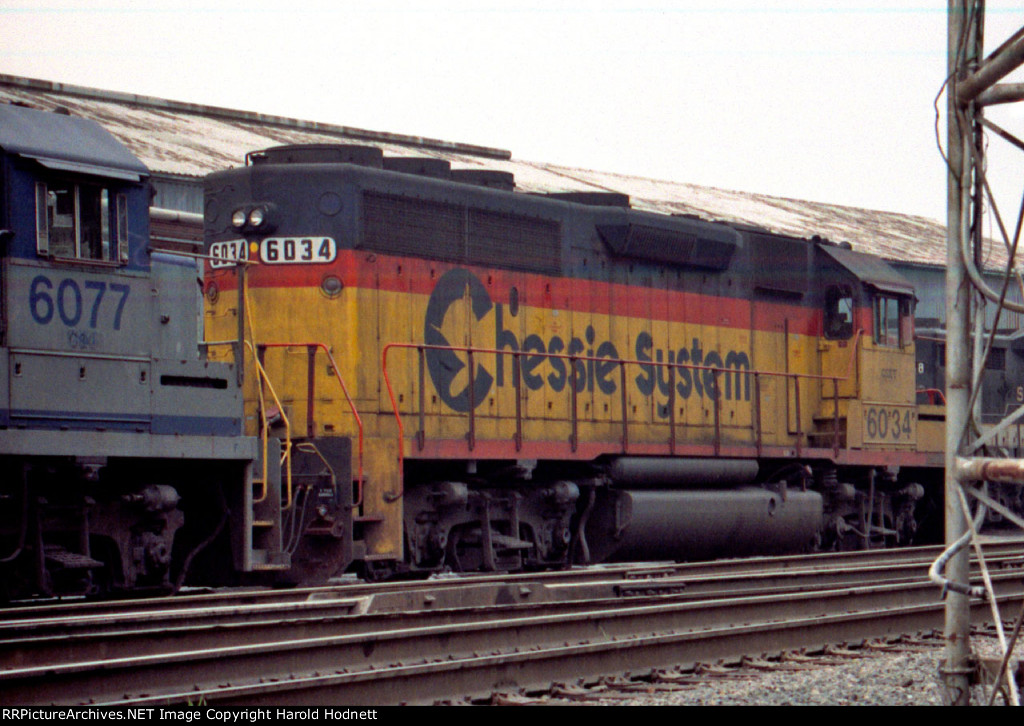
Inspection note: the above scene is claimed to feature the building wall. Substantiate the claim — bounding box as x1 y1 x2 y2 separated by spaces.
895 263 1024 332
152 176 203 215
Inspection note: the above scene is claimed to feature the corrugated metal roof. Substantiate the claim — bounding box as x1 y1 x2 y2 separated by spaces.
0 74 1000 270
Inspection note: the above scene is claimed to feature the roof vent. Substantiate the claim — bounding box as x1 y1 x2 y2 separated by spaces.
250 144 383 168
597 220 739 271
383 157 453 179
542 191 630 207
451 169 515 191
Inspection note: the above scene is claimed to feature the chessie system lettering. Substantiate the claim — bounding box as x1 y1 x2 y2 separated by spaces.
423 269 751 416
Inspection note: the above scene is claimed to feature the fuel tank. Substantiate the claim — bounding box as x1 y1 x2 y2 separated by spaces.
606 487 823 561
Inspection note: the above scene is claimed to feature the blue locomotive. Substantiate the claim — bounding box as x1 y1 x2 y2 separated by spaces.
0 103 281 598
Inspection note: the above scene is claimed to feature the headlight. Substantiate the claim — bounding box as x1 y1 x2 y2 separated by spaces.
231 209 247 228
249 207 266 227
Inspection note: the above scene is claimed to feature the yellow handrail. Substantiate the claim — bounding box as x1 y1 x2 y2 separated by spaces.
255 342 365 508
242 276 294 510
205 271 363 511
243 339 293 508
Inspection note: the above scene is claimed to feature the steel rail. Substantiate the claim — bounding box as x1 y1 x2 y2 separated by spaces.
7 551 1024 669
3 571 1023 705
4 539 1023 623
132 595 1015 707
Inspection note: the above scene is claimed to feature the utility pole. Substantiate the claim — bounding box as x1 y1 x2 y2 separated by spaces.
943 0 977 703
944 0 1024 705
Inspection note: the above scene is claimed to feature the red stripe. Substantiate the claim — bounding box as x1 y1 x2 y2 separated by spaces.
208 250 823 334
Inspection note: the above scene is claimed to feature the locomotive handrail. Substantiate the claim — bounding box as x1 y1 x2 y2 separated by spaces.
205 262 366 511
240 275 296 510
381 343 408 503
244 339 294 509
918 388 948 405
206 270 365 513
382 338 866 500
149 247 240 263
255 342 366 508
202 338 286 505
848 328 865 385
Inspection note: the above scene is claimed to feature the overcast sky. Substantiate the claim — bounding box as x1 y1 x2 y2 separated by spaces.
2 1 1024 223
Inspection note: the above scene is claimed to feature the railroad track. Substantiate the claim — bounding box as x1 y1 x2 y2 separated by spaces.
3 543 1024 705
7 539 1023 621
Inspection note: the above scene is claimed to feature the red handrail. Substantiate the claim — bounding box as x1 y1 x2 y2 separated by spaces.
382 334 866 502
917 388 947 405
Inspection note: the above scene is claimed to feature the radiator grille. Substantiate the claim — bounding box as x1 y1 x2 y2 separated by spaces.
362 192 561 274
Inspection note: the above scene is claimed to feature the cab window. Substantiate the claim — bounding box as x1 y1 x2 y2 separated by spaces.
873 294 912 347
35 180 128 263
824 285 854 340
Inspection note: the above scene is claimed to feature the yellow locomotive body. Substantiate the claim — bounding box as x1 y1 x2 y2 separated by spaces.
203 145 944 581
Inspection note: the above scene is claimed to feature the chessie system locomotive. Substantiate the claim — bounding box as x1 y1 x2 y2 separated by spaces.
201 142 950 583
1 103 955 598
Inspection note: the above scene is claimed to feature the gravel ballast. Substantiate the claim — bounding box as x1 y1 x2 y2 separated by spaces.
573 635 1023 706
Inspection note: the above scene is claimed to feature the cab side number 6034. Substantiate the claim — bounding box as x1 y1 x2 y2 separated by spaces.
29 274 130 330
863 405 915 444
260 237 336 265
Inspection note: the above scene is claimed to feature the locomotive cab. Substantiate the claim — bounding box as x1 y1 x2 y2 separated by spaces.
811 243 930 548
815 243 917 451
0 104 259 599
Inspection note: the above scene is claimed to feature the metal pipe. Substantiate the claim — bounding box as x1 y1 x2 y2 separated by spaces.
381 344 406 503
619 361 629 452
957 29 1024 104
977 81 1024 106
753 373 762 456
979 115 1024 152
965 481 1024 530
943 0 977 704
929 528 987 599
467 349 476 451
570 356 578 452
417 347 425 451
668 364 676 455
965 400 1024 454
513 351 523 452
832 378 840 456
607 457 759 488
957 456 1024 484
149 207 205 225
794 377 802 457
306 347 316 437
864 469 875 550
712 370 721 456
236 264 246 387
